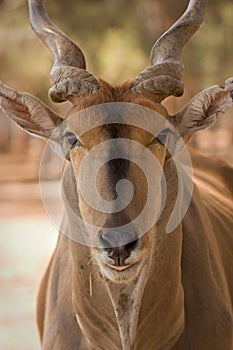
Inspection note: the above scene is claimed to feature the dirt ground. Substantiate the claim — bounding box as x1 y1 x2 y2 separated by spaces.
0 181 58 350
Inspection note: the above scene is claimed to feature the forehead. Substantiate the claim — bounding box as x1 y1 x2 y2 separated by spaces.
77 124 155 149
66 102 169 148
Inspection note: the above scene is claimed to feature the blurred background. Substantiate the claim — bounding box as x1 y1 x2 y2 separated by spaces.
0 0 233 349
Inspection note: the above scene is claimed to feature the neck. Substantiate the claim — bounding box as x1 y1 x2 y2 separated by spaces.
137 225 184 349
136 159 184 348
63 161 184 350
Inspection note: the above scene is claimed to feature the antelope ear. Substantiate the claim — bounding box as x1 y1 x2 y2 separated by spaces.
170 78 233 142
0 81 63 139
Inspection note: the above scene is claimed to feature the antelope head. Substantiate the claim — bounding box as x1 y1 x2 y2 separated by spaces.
1 1 233 349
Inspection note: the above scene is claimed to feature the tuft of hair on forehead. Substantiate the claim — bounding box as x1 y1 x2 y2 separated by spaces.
69 80 168 117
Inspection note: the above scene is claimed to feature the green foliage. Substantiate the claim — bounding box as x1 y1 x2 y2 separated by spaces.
0 0 233 108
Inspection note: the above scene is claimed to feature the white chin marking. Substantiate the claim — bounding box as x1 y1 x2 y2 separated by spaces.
101 262 139 282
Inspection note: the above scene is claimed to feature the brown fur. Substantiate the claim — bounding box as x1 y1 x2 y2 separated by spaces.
1 0 232 347
69 80 169 117
37 147 233 350
1 72 233 350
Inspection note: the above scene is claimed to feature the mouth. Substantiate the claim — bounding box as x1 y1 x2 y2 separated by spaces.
106 263 133 271
98 258 143 282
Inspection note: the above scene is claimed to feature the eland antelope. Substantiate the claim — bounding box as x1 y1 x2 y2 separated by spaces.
0 0 233 349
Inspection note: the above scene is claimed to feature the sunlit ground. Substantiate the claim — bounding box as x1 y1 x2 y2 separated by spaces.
0 184 58 350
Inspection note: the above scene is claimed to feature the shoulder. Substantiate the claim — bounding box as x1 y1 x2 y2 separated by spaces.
189 147 233 198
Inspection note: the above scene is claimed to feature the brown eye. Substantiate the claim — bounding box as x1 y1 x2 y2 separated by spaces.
65 131 79 148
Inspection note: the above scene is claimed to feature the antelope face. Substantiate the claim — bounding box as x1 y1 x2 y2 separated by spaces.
3 0 233 348
2 0 230 285
65 107 168 282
